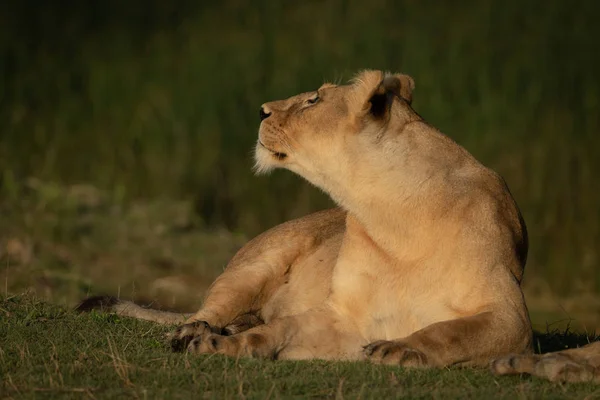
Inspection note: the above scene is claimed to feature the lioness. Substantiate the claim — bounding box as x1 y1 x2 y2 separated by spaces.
79 70 532 367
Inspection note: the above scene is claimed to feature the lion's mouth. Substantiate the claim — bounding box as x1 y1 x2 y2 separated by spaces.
259 140 287 161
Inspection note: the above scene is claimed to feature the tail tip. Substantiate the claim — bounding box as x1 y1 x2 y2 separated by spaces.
75 295 120 313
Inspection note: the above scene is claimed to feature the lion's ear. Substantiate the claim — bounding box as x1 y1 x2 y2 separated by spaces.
384 73 414 105
368 74 415 117
351 71 415 119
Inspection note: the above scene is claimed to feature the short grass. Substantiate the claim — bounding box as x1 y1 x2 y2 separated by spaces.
2 295 600 399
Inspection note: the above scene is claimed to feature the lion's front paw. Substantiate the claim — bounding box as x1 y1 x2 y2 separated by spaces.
168 321 218 352
364 340 428 367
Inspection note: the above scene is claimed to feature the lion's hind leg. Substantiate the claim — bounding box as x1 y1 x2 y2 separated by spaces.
185 306 365 361
169 313 264 352
168 208 345 352
491 341 600 383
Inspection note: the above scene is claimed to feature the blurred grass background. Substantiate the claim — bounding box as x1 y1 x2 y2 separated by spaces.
1 1 599 328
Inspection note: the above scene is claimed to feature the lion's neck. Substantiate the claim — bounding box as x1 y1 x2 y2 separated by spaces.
346 188 439 259
328 126 468 258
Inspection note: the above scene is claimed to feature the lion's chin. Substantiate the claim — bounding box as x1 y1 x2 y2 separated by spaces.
253 143 280 175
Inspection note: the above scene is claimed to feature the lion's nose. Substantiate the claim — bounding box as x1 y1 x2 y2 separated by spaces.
259 106 272 121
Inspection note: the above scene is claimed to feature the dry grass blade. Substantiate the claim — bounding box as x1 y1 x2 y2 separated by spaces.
105 336 134 387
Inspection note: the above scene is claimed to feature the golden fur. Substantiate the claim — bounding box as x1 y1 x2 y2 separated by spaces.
492 342 600 382
79 70 534 367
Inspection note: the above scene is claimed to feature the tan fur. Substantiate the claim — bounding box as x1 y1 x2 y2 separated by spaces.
491 342 600 382
82 70 534 367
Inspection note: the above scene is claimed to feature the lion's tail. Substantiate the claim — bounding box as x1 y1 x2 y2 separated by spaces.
75 296 192 325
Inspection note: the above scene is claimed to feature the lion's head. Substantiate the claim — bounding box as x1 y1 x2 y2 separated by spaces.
254 70 419 198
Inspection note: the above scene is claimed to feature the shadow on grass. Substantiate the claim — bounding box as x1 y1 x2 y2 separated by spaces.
534 328 598 354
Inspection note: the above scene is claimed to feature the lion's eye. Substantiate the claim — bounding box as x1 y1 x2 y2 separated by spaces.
307 95 320 105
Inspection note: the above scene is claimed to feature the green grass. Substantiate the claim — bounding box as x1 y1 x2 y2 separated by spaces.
2 295 600 399
1 0 599 295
